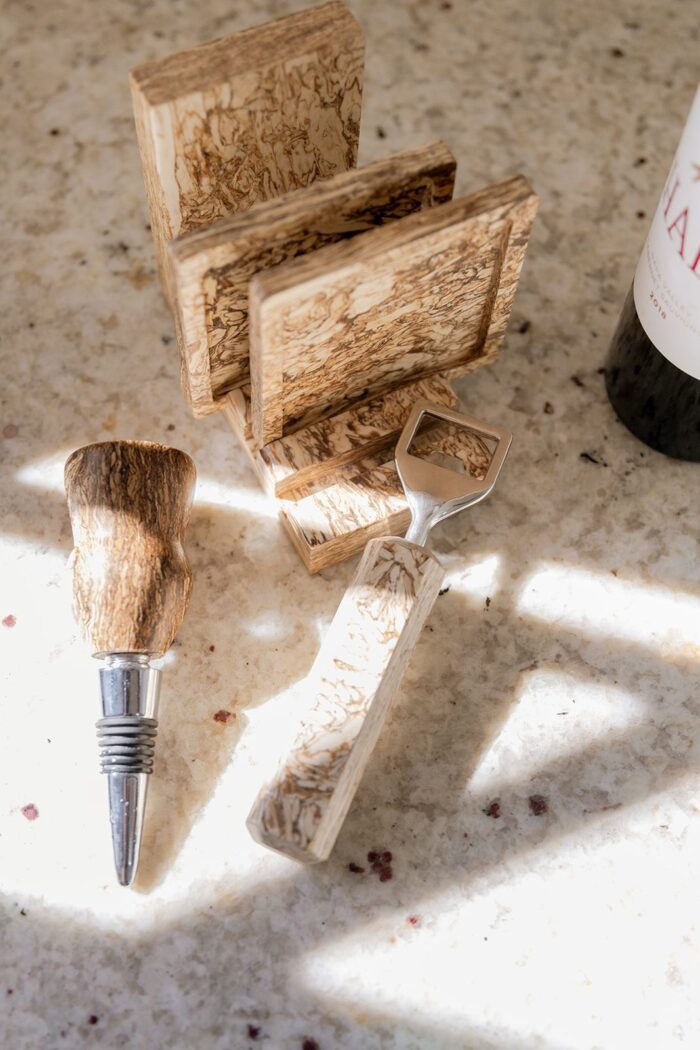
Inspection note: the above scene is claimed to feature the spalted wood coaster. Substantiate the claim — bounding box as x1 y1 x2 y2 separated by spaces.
225 373 456 500
217 174 536 572
168 141 456 417
257 373 457 501
250 175 538 446
130 1 364 304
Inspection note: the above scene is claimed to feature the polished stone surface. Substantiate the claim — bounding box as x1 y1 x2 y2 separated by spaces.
1 1 699 1047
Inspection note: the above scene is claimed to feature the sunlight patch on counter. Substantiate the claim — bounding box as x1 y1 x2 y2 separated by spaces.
517 562 700 661
467 668 646 797
442 552 502 603
296 828 694 1050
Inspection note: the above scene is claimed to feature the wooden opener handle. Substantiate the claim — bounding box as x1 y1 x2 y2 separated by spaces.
247 536 444 862
65 440 196 656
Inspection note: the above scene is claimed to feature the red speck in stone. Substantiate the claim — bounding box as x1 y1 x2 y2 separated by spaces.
348 862 365 874
379 868 393 882
367 850 378 863
213 709 234 724
380 851 392 864
2 615 16 628
302 1040 319 1050
2 424 18 438
247 1024 261 1040
21 804 38 821
484 800 501 819
88 1015 99 1026
529 794 548 816
209 644 215 652
407 914 421 927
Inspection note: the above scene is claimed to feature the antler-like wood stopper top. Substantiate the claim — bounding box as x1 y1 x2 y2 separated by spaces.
65 440 196 656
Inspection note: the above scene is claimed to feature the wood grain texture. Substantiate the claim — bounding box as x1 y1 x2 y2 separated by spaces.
130 2 364 303
281 460 407 572
65 441 196 656
280 423 492 572
221 385 253 442
169 142 455 415
221 374 457 499
247 537 445 861
220 387 492 571
223 384 405 503
220 385 277 495
250 176 538 444
259 374 458 500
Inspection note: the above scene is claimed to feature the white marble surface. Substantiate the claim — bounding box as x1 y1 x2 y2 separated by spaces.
2 1 700 1048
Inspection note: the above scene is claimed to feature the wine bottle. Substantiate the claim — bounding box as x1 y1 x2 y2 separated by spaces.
605 86 700 460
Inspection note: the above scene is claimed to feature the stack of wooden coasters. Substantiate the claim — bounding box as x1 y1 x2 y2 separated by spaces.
130 1 537 572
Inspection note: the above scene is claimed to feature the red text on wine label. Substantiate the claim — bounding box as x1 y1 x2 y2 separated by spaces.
633 87 700 379
662 164 700 278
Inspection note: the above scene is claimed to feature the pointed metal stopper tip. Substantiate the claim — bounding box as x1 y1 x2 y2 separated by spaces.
97 655 160 887
107 771 149 887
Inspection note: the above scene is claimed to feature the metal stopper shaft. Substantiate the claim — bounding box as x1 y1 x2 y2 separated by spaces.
97 653 161 886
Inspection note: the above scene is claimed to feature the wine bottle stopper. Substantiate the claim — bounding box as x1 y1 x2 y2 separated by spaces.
65 440 196 885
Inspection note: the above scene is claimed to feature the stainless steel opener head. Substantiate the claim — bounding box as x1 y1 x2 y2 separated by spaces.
395 399 512 547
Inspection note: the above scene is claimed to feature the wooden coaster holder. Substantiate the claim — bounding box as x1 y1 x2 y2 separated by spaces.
130 1 538 573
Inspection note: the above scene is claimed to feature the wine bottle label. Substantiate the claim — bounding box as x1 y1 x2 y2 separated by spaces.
633 87 700 380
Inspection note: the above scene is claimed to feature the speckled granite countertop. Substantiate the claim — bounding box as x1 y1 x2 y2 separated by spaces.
2 1 700 1048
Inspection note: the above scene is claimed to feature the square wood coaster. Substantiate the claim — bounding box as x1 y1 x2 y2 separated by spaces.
223 373 458 500
130 1 364 304
249 175 538 446
168 141 456 417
